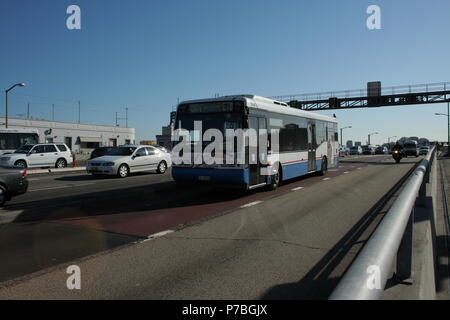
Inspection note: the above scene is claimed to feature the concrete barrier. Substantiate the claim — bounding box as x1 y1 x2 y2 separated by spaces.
26 167 86 175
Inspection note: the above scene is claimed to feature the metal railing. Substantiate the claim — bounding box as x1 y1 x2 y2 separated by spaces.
329 147 436 300
272 82 450 103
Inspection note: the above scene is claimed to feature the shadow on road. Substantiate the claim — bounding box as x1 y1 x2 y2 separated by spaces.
259 160 420 300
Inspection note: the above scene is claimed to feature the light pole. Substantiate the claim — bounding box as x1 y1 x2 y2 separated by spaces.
368 132 379 145
387 136 397 151
435 103 450 148
5 83 26 128
340 126 352 146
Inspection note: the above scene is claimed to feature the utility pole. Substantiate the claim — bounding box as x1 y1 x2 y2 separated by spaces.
78 101 81 123
115 112 118 126
125 107 128 128
52 104 55 121
27 102 30 119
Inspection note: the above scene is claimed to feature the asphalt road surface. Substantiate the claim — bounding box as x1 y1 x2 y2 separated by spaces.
0 155 423 299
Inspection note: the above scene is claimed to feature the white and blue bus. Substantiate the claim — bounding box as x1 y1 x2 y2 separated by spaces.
172 95 339 190
0 128 40 155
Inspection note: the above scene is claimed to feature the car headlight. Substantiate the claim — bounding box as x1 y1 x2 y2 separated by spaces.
1 157 11 161
103 162 115 166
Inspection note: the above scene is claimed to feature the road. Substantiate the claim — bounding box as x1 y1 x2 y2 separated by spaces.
0 155 423 299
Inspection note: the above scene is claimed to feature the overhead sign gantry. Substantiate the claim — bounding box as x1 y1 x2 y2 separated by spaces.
272 82 450 111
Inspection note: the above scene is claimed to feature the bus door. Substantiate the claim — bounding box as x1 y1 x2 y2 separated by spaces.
248 117 267 188
308 122 317 172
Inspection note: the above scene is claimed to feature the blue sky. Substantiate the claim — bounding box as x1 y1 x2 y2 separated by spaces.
1 0 450 144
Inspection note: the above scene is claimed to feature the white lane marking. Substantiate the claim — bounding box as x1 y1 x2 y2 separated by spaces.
28 178 40 181
146 230 174 240
343 171 349 174
357 167 362 170
291 186 304 191
0 209 23 225
29 183 95 192
328 169 338 172
323 178 331 181
240 201 263 208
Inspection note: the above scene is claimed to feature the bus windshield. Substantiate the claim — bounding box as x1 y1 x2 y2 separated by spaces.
175 113 243 141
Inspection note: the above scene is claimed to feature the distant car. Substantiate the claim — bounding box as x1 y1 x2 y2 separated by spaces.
403 141 419 157
419 146 430 155
86 145 172 178
0 166 28 206
375 146 388 154
339 146 349 157
362 146 374 155
349 146 362 155
0 143 73 169
90 147 114 160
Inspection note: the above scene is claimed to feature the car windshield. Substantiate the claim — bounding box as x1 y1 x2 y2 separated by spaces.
14 145 34 154
106 147 136 156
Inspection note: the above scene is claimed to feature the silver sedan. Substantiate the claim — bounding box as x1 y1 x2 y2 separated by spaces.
86 145 172 178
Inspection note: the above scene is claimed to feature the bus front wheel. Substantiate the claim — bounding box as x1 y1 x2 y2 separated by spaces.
267 164 281 191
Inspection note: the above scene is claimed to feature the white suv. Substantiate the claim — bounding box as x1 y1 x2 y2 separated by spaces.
0 144 73 168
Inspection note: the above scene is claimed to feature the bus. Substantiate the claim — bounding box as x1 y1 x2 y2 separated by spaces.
0 128 40 155
172 95 339 190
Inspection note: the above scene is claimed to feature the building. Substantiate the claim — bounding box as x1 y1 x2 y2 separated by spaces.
156 125 172 150
0 117 135 153
346 140 353 148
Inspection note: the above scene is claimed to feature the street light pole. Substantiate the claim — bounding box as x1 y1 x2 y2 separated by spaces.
388 136 397 144
447 102 450 148
435 108 450 150
368 132 379 145
4 83 26 128
340 126 352 146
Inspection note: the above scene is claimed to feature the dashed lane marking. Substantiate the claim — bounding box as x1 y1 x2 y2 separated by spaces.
240 201 263 208
140 230 175 243
291 186 304 191
29 183 95 192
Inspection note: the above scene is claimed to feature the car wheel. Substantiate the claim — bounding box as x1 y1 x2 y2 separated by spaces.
157 161 167 174
267 163 281 191
117 164 129 178
14 160 27 168
0 185 7 207
55 158 67 168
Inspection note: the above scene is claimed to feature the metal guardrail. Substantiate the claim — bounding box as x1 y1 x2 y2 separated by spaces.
329 147 436 300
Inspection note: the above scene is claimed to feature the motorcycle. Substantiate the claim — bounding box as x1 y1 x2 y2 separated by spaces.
392 149 403 163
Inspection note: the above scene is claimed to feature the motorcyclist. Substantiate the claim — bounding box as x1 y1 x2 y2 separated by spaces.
392 142 403 153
